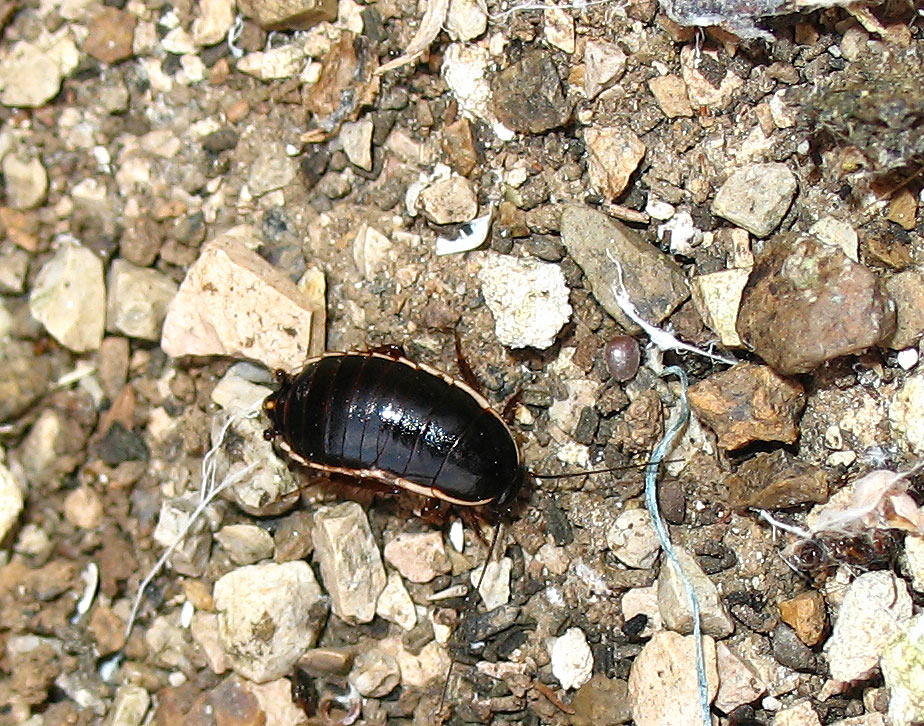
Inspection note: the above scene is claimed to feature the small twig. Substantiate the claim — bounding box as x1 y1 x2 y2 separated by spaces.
645 366 711 726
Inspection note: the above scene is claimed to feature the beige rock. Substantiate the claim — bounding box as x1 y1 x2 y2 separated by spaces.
648 75 693 118
715 642 765 714
584 40 626 100
161 226 323 371
214 561 325 682
419 176 477 224
30 240 106 353
383 531 450 583
313 502 386 623
690 268 750 347
583 127 646 201
544 7 574 53
0 42 63 108
657 547 734 637
628 631 718 726
192 0 235 46
2 155 48 209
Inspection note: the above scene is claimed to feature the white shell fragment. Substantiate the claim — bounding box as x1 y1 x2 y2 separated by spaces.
478 252 572 349
435 208 492 255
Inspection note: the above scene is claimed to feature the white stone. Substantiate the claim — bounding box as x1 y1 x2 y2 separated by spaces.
190 612 228 674
106 259 178 341
210 363 273 412
472 556 512 610
0 42 62 107
419 176 477 225
2 155 48 209
690 268 750 347
715 641 766 714
161 226 323 371
628 631 718 726
340 118 373 171
882 612 924 726
192 0 235 46
773 701 822 726
379 636 451 687
0 457 24 544
809 216 859 262
889 373 924 454
769 90 797 129
446 0 486 41
383 531 450 583
214 561 324 682
905 535 924 593
621 585 662 637
584 40 626 99
543 7 574 53
657 546 734 637
106 684 150 726
376 570 417 631
351 224 393 279
30 239 105 352
606 508 660 569
824 570 912 682
215 524 275 565
313 502 386 623
478 252 572 349
550 627 593 690
350 647 400 697
712 163 797 238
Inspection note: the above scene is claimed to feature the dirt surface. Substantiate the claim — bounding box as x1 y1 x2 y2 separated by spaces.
1 0 923 724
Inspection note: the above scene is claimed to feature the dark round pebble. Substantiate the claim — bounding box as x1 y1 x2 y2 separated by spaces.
605 336 641 382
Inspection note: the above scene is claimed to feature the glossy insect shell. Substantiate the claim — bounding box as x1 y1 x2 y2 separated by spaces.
263 352 524 511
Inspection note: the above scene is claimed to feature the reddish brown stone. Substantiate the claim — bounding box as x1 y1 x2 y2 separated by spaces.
736 234 896 375
688 363 805 450
83 7 136 65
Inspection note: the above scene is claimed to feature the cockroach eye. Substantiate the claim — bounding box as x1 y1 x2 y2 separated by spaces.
605 335 640 382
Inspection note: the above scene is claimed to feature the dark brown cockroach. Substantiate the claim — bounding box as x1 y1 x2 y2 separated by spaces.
263 350 526 520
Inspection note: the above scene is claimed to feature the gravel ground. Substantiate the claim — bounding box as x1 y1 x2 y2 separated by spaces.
1 0 923 724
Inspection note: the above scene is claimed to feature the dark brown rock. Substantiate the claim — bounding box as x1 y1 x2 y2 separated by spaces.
441 118 478 177
726 450 828 509
491 52 571 134
688 363 805 450
736 234 896 375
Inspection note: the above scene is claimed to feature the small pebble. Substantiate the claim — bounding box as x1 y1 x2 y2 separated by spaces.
214 561 325 682
550 627 594 690
824 571 911 682
478 252 572 349
383 531 451 583
313 502 386 623
605 336 641 382
711 163 796 237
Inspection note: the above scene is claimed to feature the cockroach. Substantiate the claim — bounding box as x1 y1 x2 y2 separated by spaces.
263 350 525 520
